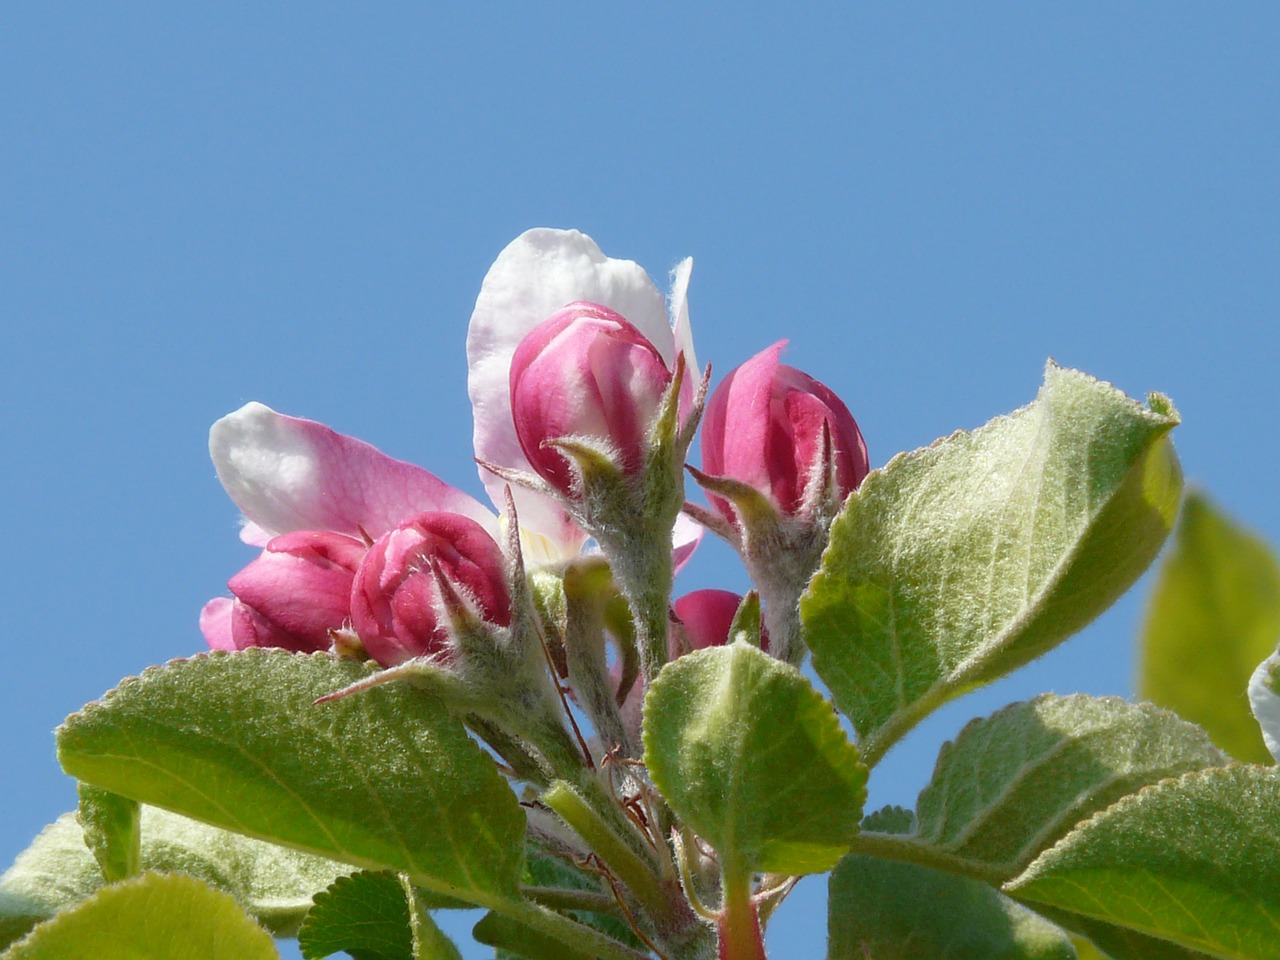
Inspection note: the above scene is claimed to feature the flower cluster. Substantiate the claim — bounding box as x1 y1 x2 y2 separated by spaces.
202 228 866 682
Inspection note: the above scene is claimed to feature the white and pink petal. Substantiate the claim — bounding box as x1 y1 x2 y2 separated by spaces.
209 402 497 542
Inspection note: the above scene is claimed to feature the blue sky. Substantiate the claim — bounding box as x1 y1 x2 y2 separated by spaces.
3 5 1277 957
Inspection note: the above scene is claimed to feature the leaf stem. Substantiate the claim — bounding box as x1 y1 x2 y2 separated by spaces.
543 780 672 926
521 884 625 917
500 900 654 960
716 862 766 960
845 830 1007 885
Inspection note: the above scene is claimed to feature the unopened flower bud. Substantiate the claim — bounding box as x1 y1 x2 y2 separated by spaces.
701 341 868 524
509 302 673 496
671 589 768 656
200 530 367 653
350 511 511 667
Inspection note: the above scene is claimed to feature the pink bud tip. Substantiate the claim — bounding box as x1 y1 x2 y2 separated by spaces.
202 531 367 653
350 511 511 668
509 302 673 496
701 342 868 522
672 589 770 654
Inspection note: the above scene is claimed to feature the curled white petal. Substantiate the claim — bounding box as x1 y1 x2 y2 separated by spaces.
1248 649 1280 763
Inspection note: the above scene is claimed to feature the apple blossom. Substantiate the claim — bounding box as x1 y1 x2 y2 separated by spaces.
200 530 366 653
701 341 868 524
509 302 674 495
350 512 511 668
467 227 701 565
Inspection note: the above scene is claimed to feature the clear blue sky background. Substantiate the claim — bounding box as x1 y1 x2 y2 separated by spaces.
2 5 1277 957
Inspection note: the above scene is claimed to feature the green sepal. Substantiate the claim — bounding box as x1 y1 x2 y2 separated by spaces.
643 640 866 875
802 363 1182 764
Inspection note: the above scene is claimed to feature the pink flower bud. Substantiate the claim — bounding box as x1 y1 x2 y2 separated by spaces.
350 511 511 667
201 530 367 653
701 342 868 521
509 302 673 496
671 589 769 655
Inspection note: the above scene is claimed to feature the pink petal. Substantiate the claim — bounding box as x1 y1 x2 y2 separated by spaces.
199 597 237 651
672 512 703 573
467 229 672 549
209 402 497 542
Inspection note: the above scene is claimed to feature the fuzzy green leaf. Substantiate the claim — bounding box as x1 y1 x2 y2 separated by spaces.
1008 765 1280 960
56 650 526 905
0 872 278 960
912 695 1225 878
299 871 461 960
643 640 866 875
802 364 1181 761
1035 905 1218 960
1139 493 1280 763
1250 648 1280 762
828 854 1074 960
75 786 139 884
0 806 351 948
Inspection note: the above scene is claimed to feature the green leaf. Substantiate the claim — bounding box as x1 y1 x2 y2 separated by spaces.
76 786 139 883
828 854 1075 960
1139 493 1280 764
1036 905 1219 960
56 650 526 905
643 640 867 875
912 695 1225 878
0 806 350 948
1250 647 1280 762
298 871 462 960
1007 765 1280 960
0 872 278 960
802 363 1182 762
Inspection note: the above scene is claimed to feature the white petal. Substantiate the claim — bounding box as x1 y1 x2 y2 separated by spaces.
467 228 670 542
669 256 697 376
210 402 497 541
1248 648 1280 763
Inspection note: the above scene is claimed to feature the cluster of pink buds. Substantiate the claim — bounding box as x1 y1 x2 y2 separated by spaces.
202 511 510 670
201 225 866 697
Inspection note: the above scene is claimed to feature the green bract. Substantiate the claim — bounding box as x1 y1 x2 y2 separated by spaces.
802 363 1182 763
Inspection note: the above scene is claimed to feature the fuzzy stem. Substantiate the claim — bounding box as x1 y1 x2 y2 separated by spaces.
542 780 672 926
716 862 766 960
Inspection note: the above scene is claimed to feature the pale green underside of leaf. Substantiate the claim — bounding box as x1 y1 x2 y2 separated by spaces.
1007 765 1280 960
803 363 1182 753
828 854 1075 960
643 641 867 875
912 694 1225 878
56 650 526 905
0 806 351 949
1248 649 1280 763
0 872 278 960
1139 492 1280 764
